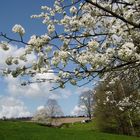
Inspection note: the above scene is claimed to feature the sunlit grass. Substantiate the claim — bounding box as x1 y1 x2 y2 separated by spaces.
0 121 139 140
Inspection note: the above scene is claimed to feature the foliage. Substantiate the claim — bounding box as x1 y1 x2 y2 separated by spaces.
93 70 140 136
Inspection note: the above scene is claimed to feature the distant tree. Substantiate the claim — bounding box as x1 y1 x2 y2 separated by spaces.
45 99 64 118
45 99 64 125
79 90 94 119
33 99 63 125
32 106 49 124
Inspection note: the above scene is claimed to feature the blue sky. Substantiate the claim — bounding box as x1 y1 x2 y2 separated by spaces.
0 0 92 117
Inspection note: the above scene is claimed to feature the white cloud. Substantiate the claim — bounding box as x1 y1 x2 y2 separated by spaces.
4 72 72 100
37 105 45 111
4 73 56 98
71 105 86 116
0 96 31 118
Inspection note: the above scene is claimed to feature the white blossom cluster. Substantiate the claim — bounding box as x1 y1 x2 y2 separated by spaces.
100 89 139 112
0 0 140 87
118 42 138 61
12 24 25 36
28 34 51 50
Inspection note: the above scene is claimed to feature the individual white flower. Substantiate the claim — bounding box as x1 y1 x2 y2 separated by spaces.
118 42 136 60
3 68 11 74
25 47 33 54
0 42 9 51
19 55 27 61
84 97 87 101
70 79 77 85
106 96 109 102
81 96 84 100
119 107 124 111
54 2 62 13
31 14 39 18
51 57 60 67
80 13 95 28
70 6 77 14
109 79 115 85
50 10 55 16
41 34 51 43
105 91 112 95
87 40 99 51
5 57 13 65
42 18 50 24
69 18 80 31
28 35 36 44
59 51 69 60
45 45 52 52
62 72 70 78
47 24 55 34
106 48 115 57
41 6 50 10
12 24 25 36
60 15 71 25
40 67 48 73
13 59 19 65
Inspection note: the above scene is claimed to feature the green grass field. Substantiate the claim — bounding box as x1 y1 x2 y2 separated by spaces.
0 121 139 140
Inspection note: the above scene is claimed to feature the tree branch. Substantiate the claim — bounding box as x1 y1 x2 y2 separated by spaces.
85 0 140 28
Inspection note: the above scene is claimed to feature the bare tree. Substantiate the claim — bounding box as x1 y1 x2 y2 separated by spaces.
45 99 64 118
45 99 64 126
79 90 94 119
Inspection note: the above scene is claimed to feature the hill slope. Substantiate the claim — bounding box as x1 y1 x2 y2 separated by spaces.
0 121 139 140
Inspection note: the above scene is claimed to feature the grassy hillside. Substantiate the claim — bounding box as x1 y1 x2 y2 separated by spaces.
0 121 139 140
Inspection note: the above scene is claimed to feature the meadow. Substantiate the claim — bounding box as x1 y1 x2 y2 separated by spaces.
0 120 139 140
